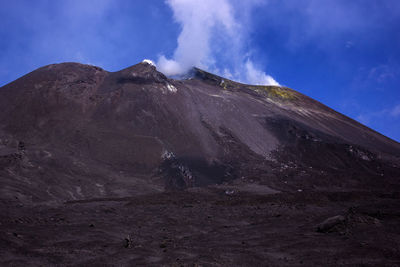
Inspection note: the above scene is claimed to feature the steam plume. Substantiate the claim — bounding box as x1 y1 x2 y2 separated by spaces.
157 0 279 86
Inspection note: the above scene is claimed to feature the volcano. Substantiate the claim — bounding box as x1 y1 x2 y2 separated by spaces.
1 61 400 265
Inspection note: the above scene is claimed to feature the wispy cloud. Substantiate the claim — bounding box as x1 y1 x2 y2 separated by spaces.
367 65 397 84
157 0 236 76
350 63 400 93
0 0 117 85
261 0 400 51
357 103 400 125
156 0 279 85
354 104 400 142
245 60 279 86
390 105 400 117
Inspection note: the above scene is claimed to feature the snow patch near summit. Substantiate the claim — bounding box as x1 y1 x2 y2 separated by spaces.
142 59 156 67
166 83 178 93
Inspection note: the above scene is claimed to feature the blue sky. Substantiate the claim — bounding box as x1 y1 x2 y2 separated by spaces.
0 0 399 142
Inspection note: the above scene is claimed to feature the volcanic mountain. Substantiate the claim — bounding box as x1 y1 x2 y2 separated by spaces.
1 61 400 265
1 61 399 201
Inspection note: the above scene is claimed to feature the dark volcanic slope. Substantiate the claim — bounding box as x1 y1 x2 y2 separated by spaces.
1 62 400 266
0 61 400 202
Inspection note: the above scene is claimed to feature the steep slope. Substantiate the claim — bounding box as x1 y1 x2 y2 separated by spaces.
0 61 399 202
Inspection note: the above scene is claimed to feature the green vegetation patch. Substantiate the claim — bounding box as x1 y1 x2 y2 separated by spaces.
249 85 297 101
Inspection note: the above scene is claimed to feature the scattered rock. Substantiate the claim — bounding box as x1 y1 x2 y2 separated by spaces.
124 235 133 248
317 215 346 233
225 189 235 195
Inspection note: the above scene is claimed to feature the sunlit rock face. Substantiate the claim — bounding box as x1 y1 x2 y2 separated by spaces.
0 61 400 202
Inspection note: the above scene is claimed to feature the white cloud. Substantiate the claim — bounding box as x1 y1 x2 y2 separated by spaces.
156 0 236 76
368 65 396 84
356 114 370 125
390 104 400 117
157 0 279 85
157 55 187 77
356 103 400 126
142 59 156 67
245 60 280 86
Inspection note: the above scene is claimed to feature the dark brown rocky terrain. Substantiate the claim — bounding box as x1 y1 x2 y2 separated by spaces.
1 61 400 266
